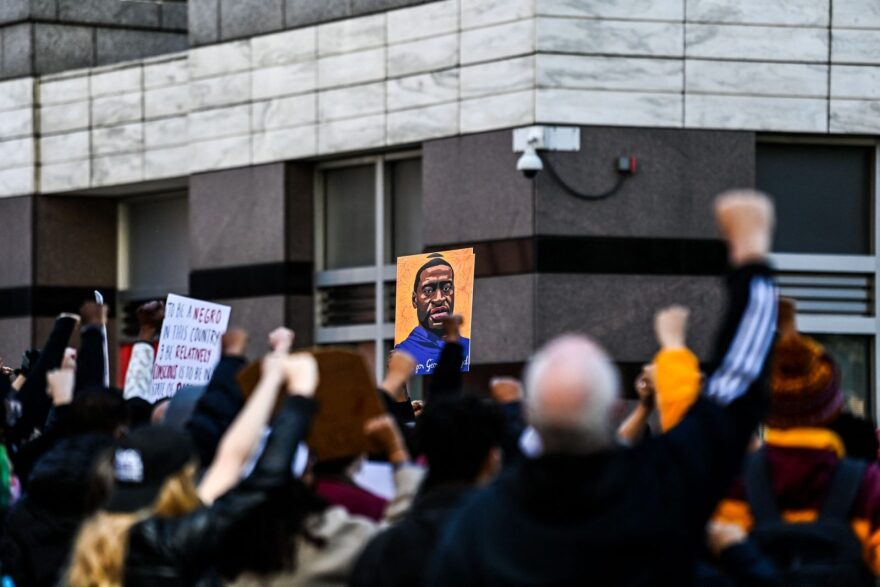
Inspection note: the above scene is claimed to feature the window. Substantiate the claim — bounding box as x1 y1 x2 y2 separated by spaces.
388 158 424 261
756 143 874 255
324 165 376 270
117 193 189 341
760 138 880 420
119 193 189 300
316 153 422 384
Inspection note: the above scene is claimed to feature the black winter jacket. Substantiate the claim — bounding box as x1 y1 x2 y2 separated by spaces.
351 483 471 587
1 433 114 587
122 396 315 586
427 264 779 587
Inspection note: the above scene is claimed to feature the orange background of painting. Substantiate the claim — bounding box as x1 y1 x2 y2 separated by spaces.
394 248 474 345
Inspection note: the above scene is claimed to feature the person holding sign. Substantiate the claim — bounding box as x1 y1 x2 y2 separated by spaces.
394 251 474 376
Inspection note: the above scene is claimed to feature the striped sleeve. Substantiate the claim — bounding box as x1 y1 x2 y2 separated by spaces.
705 276 778 405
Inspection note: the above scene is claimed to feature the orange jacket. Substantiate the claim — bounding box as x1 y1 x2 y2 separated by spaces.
654 347 701 432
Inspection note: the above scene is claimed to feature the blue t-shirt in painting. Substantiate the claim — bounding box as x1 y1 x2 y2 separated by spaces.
394 326 470 375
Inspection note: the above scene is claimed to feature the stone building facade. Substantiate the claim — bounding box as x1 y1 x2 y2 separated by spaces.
0 0 878 411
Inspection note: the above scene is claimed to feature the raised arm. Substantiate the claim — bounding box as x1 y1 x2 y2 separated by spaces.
655 190 778 522
429 315 465 399
74 302 108 393
378 351 419 452
168 353 319 569
10 366 77 487
185 330 249 466
197 328 294 504
11 313 78 443
653 340 701 433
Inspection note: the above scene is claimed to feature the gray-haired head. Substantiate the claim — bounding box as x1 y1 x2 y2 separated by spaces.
524 335 620 454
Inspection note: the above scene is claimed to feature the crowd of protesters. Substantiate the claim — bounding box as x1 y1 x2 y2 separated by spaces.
0 189 878 586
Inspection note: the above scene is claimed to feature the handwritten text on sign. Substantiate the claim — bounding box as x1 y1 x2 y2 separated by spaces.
151 294 231 401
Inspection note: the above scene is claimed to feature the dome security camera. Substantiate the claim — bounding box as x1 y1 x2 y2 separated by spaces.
516 144 543 179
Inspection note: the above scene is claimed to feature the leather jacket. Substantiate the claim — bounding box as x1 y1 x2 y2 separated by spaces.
122 396 316 586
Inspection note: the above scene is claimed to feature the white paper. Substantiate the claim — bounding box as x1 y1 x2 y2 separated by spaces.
353 460 396 501
150 294 231 402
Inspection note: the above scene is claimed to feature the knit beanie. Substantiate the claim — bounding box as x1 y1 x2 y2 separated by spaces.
767 334 843 428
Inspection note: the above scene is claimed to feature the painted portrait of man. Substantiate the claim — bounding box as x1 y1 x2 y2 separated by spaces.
394 250 474 375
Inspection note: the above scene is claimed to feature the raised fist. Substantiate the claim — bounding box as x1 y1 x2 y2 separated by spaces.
46 368 75 406
715 190 774 267
268 327 295 353
654 306 689 350
284 353 319 398
443 315 464 343
58 312 81 324
222 329 248 357
79 302 107 327
490 377 523 404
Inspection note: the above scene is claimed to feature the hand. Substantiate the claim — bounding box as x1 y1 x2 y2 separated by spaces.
284 353 319 398
58 312 81 324
380 351 417 401
443 315 464 343
654 306 689 349
364 415 409 464
222 329 248 357
136 301 164 340
268 327 295 353
635 364 656 408
706 521 747 557
46 368 75 406
411 400 424 417
79 302 107 327
18 349 40 376
490 377 523 404
61 347 77 371
715 190 774 267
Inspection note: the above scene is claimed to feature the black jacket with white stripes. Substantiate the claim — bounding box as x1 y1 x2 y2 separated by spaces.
427 262 778 587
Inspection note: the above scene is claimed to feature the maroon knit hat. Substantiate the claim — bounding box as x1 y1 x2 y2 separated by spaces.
767 334 843 428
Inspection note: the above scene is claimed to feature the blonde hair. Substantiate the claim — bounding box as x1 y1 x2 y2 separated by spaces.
67 464 201 587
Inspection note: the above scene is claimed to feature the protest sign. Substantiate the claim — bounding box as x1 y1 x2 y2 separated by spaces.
394 248 474 375
150 294 231 402
236 348 386 460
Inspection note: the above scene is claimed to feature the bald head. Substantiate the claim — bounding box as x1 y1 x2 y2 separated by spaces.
524 335 620 454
